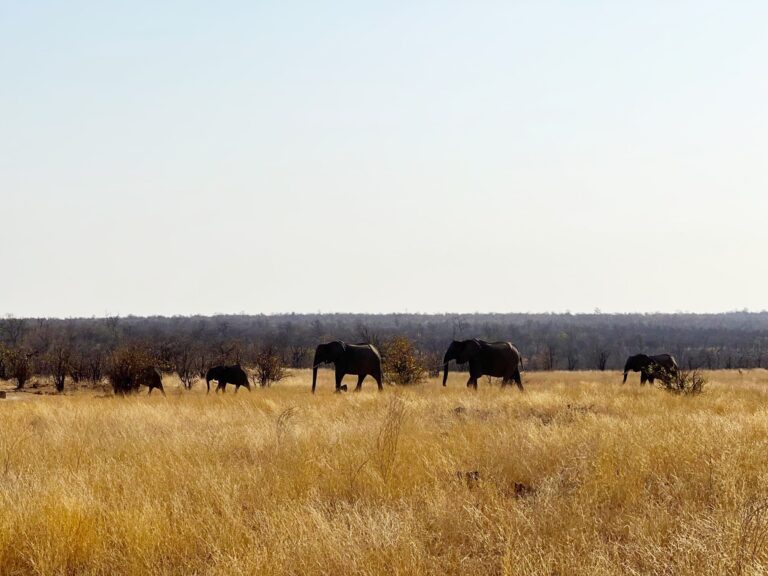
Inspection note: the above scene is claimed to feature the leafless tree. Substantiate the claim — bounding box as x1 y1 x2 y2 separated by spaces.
357 324 381 348
5 347 34 389
288 345 307 369
566 349 579 371
254 345 286 387
46 343 72 393
595 349 610 371
542 343 557 371
172 341 196 390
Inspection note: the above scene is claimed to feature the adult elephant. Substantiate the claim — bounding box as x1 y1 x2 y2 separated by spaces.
442 339 523 390
205 364 251 393
622 354 678 384
312 341 383 393
138 366 165 396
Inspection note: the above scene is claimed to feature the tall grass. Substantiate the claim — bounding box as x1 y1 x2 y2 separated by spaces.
0 369 768 575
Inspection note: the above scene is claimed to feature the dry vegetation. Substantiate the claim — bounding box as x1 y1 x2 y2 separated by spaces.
1 370 768 575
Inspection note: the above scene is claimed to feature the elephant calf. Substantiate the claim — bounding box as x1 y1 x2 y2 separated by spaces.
205 364 251 393
622 354 678 384
443 339 523 390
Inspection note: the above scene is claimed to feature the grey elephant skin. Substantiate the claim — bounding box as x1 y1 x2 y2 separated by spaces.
622 354 678 384
312 341 383 393
205 364 251 393
443 339 523 390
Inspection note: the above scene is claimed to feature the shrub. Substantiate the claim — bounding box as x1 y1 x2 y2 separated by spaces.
383 337 426 385
254 345 286 387
658 368 706 395
107 345 155 395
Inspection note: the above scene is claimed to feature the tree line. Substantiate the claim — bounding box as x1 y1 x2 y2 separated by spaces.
0 311 766 392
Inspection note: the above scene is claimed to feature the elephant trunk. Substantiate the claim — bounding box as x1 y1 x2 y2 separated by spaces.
312 351 321 393
622 371 628 384
442 353 451 386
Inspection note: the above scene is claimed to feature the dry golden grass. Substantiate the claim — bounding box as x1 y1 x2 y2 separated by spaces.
1 369 768 575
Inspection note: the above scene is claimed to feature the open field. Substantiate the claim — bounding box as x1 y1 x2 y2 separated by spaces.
1 370 768 575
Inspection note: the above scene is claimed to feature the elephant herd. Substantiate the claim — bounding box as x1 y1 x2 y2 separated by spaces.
200 339 679 395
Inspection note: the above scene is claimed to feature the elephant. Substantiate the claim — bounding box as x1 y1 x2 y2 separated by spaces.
443 339 523 390
312 341 383 393
205 364 251 393
622 354 678 384
137 366 165 395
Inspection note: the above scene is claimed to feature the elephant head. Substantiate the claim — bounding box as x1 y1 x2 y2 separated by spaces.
623 354 651 383
312 341 346 393
442 339 481 386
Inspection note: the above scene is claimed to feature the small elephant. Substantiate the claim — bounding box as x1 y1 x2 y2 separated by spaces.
622 354 678 384
138 366 165 395
312 341 383 393
205 364 251 393
443 339 523 390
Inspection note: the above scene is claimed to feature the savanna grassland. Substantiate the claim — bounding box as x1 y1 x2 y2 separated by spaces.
1 370 768 575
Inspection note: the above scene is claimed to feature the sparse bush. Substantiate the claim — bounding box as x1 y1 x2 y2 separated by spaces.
107 345 155 395
658 368 706 395
254 345 286 387
383 336 426 385
170 340 196 390
423 350 443 378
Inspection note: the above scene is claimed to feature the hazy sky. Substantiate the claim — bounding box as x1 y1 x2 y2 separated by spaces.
2 1 766 317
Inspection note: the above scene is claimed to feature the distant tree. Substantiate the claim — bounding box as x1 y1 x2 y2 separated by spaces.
87 348 105 385
357 324 382 349
566 349 579 371
288 345 308 369
0 343 7 379
195 350 210 379
5 347 34 389
542 343 557 371
45 343 72 393
593 348 610 371
169 340 196 390
0 316 27 346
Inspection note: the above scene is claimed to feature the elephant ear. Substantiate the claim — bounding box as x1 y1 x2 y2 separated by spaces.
458 339 481 363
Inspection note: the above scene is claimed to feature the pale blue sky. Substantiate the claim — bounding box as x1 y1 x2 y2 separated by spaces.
1 1 766 317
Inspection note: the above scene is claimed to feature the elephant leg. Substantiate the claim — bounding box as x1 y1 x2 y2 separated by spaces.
640 373 647 385
147 387 152 395
649 376 655 384
335 371 348 392
513 369 524 391
501 377 509 388
373 370 383 391
466 376 478 390
354 374 365 392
